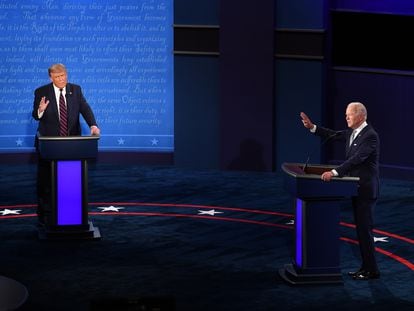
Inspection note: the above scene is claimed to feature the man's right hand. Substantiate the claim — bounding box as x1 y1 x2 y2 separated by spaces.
300 112 314 129
38 96 49 113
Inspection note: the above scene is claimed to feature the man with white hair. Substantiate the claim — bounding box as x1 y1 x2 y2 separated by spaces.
300 102 380 280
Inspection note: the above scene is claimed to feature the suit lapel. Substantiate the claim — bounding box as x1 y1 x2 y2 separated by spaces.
65 83 72 131
345 129 354 155
47 84 59 121
346 125 370 156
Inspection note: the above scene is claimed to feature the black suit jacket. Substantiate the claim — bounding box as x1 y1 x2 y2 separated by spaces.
32 83 97 137
315 124 380 199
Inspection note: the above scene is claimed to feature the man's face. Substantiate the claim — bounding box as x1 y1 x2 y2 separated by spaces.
50 70 67 89
345 106 364 129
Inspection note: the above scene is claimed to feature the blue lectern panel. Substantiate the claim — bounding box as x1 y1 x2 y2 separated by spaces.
295 199 303 268
57 161 82 226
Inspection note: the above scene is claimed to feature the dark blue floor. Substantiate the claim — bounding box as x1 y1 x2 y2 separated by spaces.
1 163 414 310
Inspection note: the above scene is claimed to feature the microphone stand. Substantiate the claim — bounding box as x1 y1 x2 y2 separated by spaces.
302 131 341 173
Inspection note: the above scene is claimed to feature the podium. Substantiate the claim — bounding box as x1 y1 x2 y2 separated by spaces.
279 162 359 285
37 135 101 240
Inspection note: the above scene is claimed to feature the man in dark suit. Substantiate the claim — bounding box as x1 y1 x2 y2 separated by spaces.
32 63 100 225
300 102 380 280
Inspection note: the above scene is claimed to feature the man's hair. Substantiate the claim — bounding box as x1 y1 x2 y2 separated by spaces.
48 63 67 76
348 102 367 120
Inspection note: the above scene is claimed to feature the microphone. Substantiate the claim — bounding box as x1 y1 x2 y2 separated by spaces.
302 131 342 173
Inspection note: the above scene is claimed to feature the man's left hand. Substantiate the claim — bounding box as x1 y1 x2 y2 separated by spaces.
90 125 100 136
321 171 333 182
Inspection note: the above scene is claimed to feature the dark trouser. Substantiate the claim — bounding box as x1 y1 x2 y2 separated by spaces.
352 196 379 273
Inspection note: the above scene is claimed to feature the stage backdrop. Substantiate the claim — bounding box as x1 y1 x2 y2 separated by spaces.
0 0 173 152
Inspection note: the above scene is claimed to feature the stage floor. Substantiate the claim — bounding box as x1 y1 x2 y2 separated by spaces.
1 164 414 310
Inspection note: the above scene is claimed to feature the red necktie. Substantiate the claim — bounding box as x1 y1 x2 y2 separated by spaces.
59 89 68 136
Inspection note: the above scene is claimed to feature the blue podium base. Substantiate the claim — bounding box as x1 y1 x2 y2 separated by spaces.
279 264 343 285
38 221 101 240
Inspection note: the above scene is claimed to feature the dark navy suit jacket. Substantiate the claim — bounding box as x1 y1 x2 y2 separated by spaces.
315 124 380 199
32 82 97 137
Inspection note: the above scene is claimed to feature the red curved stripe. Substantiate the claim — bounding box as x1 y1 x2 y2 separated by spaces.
373 228 414 245
0 204 36 209
1 203 413 245
340 236 414 271
90 202 293 217
1 211 413 271
341 221 414 245
89 211 293 229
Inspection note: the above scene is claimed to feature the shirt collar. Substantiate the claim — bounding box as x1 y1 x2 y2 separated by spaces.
354 121 368 133
53 84 66 94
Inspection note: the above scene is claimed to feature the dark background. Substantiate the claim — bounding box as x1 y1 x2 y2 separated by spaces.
5 0 414 179
173 0 414 180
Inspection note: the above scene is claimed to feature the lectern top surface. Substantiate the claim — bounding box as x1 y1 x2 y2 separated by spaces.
281 162 359 182
37 135 100 141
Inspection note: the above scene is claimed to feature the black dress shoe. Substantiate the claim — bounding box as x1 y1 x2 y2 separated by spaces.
348 269 364 277
353 271 380 280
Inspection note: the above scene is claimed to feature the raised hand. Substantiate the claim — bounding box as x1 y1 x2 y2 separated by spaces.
300 112 314 129
39 96 49 113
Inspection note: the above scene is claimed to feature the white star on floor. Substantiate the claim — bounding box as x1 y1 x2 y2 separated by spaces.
286 219 294 225
198 209 223 216
0 209 22 216
97 206 125 212
374 236 389 243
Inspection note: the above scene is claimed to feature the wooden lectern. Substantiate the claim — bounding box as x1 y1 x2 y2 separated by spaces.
279 162 359 285
37 135 101 240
